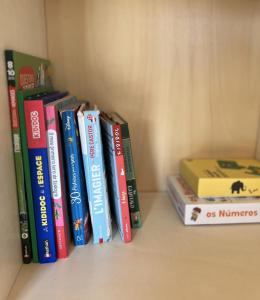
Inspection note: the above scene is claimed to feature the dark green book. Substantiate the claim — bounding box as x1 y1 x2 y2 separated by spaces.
5 50 52 263
110 113 142 228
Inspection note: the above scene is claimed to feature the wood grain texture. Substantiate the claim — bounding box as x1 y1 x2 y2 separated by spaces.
0 1 47 299
45 0 260 191
256 116 260 160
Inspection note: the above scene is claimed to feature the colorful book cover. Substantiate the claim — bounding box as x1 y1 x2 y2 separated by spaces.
100 113 131 242
60 103 91 246
5 50 51 263
180 159 260 197
45 96 77 258
24 99 57 263
110 113 141 228
17 88 54 263
167 175 260 225
77 104 112 244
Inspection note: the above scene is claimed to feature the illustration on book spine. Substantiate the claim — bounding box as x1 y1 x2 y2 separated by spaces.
78 107 112 244
24 99 57 263
61 106 91 246
46 101 71 258
180 159 260 197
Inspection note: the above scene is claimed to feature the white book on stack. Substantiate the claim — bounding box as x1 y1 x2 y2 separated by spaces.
167 175 260 225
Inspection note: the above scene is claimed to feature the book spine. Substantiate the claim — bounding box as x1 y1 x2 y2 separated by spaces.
83 111 112 244
76 110 93 244
17 91 38 263
24 100 57 263
45 105 69 258
167 178 187 224
61 111 90 245
121 123 142 228
186 202 260 225
168 176 260 225
113 125 131 242
5 51 32 263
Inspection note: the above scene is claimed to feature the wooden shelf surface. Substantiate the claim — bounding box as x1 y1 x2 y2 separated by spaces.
8 193 260 300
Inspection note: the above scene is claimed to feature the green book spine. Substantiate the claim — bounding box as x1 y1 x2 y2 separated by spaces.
5 50 32 263
18 91 38 263
121 123 142 228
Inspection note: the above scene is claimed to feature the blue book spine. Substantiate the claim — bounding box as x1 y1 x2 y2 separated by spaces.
100 120 123 238
61 110 90 245
28 149 57 263
24 100 57 263
79 110 112 244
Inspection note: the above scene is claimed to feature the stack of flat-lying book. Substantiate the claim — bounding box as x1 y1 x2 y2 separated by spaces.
167 159 260 225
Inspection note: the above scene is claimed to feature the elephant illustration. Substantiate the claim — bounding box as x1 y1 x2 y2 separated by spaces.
231 180 246 194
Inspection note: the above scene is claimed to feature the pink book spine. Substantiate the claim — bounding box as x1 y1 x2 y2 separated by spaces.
113 124 132 243
45 105 69 258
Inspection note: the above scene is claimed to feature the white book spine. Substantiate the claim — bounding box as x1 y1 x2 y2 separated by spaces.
184 203 260 225
77 110 88 156
168 176 260 225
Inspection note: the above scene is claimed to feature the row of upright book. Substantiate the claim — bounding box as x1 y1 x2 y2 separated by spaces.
168 158 260 225
5 50 141 264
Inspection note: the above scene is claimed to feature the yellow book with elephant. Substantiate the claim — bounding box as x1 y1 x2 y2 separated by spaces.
180 159 260 197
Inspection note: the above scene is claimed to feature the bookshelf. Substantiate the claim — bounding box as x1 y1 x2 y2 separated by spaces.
45 0 260 192
8 193 260 300
1 0 260 299
0 1 48 298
